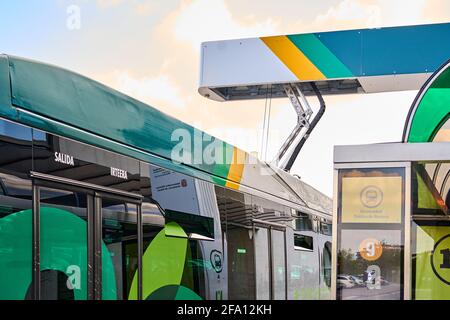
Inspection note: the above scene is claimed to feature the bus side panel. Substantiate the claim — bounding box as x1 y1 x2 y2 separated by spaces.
195 179 227 300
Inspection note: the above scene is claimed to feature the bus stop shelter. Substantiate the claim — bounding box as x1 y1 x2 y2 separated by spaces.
332 142 450 300
332 57 450 300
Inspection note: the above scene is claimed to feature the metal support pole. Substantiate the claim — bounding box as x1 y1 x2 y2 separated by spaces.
87 195 95 300
94 195 102 300
137 204 143 300
32 184 40 300
268 227 273 300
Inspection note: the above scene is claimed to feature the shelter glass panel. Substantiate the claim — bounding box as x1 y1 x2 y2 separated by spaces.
336 167 405 300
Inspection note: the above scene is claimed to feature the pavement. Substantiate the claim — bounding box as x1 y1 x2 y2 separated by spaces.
341 284 401 300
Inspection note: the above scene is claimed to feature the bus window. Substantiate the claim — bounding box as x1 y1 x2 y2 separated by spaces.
321 221 332 236
165 210 214 240
323 242 332 288
293 212 313 231
294 234 314 251
0 119 33 300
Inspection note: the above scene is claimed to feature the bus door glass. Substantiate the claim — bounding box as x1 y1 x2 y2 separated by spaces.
100 196 139 300
252 196 289 300
215 187 255 300
291 212 319 300
254 226 270 299
0 119 33 300
35 183 92 300
33 179 143 300
270 228 287 300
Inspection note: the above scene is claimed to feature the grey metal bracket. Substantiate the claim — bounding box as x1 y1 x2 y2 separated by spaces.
284 83 312 125
271 83 326 172
271 83 312 168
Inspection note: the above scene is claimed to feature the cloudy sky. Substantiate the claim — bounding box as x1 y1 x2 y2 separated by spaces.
1 0 449 196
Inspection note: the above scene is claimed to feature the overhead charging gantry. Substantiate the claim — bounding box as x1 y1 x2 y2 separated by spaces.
198 22 450 172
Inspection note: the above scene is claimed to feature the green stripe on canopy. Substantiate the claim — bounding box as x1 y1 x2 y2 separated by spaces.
407 63 450 142
287 33 354 79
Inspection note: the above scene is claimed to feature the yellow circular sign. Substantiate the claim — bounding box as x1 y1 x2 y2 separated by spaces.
359 238 383 261
431 234 450 285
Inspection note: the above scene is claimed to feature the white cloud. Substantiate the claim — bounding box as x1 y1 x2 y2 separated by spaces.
96 0 155 15
96 0 124 8
170 0 278 52
312 0 430 31
314 0 382 29
377 0 429 26
133 2 155 16
116 72 185 109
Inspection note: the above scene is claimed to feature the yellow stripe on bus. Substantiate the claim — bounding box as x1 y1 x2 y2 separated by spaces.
225 148 246 190
261 35 326 81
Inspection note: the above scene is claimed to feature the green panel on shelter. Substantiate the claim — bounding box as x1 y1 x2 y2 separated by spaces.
407 62 450 142
415 226 450 299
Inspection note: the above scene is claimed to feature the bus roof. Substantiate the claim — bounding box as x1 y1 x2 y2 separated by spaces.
0 54 331 216
198 22 450 101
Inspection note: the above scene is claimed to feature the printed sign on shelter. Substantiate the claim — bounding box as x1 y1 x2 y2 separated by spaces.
341 176 402 223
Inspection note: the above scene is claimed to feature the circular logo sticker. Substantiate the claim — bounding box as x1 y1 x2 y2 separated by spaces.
210 250 223 273
359 238 383 261
431 234 450 285
360 186 383 208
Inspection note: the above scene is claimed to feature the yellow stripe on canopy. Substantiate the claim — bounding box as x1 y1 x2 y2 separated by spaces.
261 35 326 81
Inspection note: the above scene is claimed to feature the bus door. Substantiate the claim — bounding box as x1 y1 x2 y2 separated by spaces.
252 197 289 300
216 188 289 300
226 223 256 300
253 224 287 300
269 227 287 300
30 172 142 300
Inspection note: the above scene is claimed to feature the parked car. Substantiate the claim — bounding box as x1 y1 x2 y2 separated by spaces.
380 277 390 286
350 275 364 286
363 271 390 286
337 275 355 288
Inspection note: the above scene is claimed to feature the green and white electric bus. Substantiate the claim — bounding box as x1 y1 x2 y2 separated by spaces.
0 55 332 300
